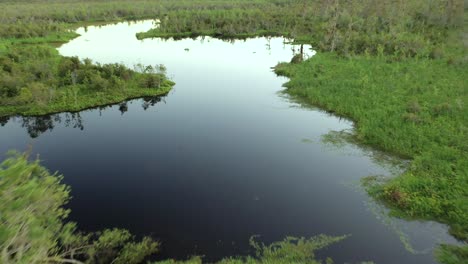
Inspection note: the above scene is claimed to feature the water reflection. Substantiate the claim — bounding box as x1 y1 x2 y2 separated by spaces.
0 116 9 127
3 95 165 138
153 35 316 59
141 96 164 110
21 113 83 138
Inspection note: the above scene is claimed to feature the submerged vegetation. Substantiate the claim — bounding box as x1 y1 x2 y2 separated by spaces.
0 0 467 263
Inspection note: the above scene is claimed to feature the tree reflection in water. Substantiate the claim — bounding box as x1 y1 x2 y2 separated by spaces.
0 116 9 127
20 113 82 138
1 95 165 138
142 96 164 110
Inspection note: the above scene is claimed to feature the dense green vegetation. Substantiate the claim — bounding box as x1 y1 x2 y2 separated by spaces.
0 1 175 117
0 0 466 263
138 0 464 58
0 153 357 264
0 43 173 117
0 44 173 117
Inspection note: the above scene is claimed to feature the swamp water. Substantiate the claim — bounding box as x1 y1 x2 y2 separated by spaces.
0 21 459 263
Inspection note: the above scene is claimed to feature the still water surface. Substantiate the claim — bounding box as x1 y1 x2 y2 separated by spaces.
0 21 458 263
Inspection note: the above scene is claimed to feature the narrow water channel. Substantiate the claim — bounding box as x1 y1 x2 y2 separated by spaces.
0 21 458 263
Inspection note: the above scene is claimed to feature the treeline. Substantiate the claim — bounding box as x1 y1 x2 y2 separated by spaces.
140 0 465 58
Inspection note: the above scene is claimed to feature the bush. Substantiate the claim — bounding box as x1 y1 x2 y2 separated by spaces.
0 57 15 73
89 74 109 91
58 56 81 79
140 74 164 89
28 62 54 82
0 74 22 97
28 82 50 105
17 87 33 104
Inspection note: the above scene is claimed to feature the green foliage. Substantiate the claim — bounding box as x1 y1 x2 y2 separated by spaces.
0 152 159 264
0 151 70 263
134 0 464 58
0 0 463 58
0 44 173 117
435 244 468 264
0 0 177 117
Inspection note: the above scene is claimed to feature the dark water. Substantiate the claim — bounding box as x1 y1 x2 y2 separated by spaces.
0 21 458 263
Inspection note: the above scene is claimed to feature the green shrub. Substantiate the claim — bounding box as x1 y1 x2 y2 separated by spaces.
140 74 164 89
0 74 23 97
28 82 50 105
89 73 109 91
